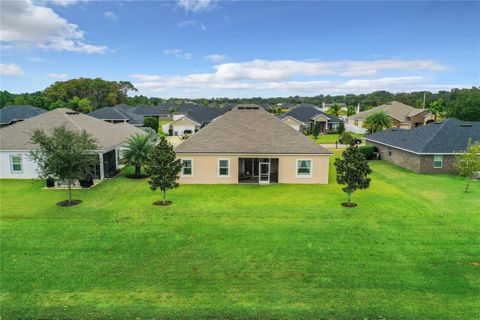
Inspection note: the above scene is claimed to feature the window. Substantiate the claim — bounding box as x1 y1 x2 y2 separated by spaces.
388 149 392 157
182 159 193 176
296 159 312 177
10 155 22 173
218 159 230 177
434 155 443 168
354 120 359 126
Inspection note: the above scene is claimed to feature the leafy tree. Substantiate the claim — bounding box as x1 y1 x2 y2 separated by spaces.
364 111 393 133
446 87 480 121
122 133 154 178
312 122 321 140
30 125 98 205
144 116 159 132
328 103 342 117
334 146 372 207
68 97 93 113
428 99 445 122
339 131 353 145
454 140 480 193
346 105 357 116
146 136 183 205
50 100 68 110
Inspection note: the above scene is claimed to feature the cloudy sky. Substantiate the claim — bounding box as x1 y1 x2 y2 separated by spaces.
0 0 479 98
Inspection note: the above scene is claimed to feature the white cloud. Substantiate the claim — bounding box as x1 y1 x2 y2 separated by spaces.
104 11 118 21
163 48 192 60
178 19 206 31
47 72 68 79
129 58 454 98
48 0 83 6
0 0 108 54
0 63 24 76
204 54 228 63
177 0 215 12
29 57 46 62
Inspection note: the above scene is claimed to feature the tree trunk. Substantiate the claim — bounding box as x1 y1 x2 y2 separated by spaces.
434 114 437 122
135 163 141 177
347 192 351 207
68 179 72 204
162 189 166 204
465 181 470 193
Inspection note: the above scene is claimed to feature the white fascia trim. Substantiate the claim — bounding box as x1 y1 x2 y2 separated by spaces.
281 116 305 125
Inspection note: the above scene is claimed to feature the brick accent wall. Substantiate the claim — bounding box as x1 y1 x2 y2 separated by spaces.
367 142 457 174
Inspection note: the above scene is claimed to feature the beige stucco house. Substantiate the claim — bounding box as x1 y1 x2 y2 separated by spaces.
347 101 434 133
175 105 332 184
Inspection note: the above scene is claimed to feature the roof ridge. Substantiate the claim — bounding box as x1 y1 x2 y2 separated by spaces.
418 120 448 153
58 108 83 130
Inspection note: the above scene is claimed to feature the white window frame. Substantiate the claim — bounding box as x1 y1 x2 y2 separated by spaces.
296 159 313 178
217 158 230 178
181 158 193 177
10 154 23 173
433 155 443 169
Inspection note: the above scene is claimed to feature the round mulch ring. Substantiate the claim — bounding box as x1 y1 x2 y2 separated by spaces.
153 200 173 206
341 202 358 208
126 174 149 179
57 199 82 207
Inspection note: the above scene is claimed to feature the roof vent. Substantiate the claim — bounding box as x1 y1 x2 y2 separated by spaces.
434 121 443 124
66 111 79 115
391 128 398 131
460 123 472 127
237 106 259 110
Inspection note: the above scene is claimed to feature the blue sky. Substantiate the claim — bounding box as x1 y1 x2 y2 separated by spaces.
1 0 479 98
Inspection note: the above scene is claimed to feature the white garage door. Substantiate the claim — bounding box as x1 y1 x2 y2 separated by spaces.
173 125 195 136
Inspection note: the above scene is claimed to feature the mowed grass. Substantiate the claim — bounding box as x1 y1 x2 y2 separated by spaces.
1 157 479 319
311 133 365 144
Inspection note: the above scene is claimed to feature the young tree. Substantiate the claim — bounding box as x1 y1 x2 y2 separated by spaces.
144 116 159 132
122 133 154 178
312 122 321 140
334 146 372 207
454 140 480 193
428 99 445 122
146 136 183 205
337 121 345 134
30 125 98 206
364 111 393 133
346 105 357 116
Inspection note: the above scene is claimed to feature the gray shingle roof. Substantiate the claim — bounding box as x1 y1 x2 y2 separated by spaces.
280 104 341 123
0 105 47 126
365 118 480 154
0 108 145 151
89 105 144 126
176 105 331 155
187 107 227 125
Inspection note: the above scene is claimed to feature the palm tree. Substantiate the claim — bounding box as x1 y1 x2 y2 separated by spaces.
328 103 342 117
123 134 154 177
364 111 393 133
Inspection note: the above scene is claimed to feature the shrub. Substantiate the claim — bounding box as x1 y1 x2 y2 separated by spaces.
168 128 173 136
144 116 159 133
46 176 55 188
339 131 353 145
337 122 345 134
79 178 94 188
358 145 375 160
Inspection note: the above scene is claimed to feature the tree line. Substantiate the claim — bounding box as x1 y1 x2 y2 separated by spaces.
1 78 478 121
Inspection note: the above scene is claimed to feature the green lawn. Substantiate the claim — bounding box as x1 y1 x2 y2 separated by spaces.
1 158 479 319
310 132 365 144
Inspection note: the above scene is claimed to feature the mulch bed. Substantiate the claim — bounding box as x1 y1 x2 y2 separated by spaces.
341 202 358 208
57 199 83 207
126 174 150 179
153 200 173 206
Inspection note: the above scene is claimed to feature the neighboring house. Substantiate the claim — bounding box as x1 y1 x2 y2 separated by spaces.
279 104 342 133
89 104 144 126
322 102 347 111
365 118 480 173
347 101 433 134
175 105 332 184
0 105 47 127
276 102 297 110
168 107 227 136
0 108 144 179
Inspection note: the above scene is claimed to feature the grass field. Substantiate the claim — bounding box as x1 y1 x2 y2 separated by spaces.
1 157 479 319
311 132 365 144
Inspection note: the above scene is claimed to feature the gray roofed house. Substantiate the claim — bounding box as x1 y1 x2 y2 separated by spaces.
279 104 342 133
0 108 145 179
365 118 480 173
174 105 331 184
168 106 228 136
89 105 144 126
0 105 47 127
